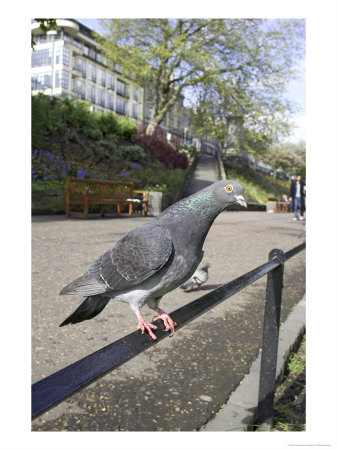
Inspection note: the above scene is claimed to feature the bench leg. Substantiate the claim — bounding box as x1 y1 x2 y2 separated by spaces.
129 204 133 215
117 202 121 217
84 199 89 219
144 203 148 216
100 204 105 217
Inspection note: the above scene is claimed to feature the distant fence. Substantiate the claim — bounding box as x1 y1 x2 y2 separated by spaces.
32 242 306 429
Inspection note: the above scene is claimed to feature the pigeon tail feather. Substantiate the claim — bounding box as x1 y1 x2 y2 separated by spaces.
59 295 111 326
60 273 107 296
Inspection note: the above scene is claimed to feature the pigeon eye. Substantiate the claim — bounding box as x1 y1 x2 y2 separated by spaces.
225 184 233 192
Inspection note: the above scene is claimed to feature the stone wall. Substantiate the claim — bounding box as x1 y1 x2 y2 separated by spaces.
32 189 66 214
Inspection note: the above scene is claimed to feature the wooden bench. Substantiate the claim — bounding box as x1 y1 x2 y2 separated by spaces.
65 177 149 219
266 198 289 213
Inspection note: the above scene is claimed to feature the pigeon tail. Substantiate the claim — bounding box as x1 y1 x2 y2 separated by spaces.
59 273 107 296
59 295 111 326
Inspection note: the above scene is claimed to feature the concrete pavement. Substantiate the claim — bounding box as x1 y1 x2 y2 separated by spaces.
31 210 305 431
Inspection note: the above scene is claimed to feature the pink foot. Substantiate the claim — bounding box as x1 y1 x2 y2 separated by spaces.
152 308 177 336
136 311 158 340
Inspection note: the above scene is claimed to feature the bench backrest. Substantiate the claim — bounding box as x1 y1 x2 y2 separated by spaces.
66 177 134 201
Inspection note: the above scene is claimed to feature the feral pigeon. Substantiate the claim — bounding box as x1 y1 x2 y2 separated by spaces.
180 263 210 291
59 180 247 340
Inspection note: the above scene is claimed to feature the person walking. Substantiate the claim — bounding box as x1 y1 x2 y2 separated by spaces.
289 175 305 220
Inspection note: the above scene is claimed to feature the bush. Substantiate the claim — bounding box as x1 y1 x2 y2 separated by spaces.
83 128 103 141
95 112 119 136
180 144 200 159
134 129 188 169
97 135 120 158
32 94 139 149
116 116 139 141
120 145 145 162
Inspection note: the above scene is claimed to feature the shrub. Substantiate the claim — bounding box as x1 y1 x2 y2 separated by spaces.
58 97 92 129
116 116 139 141
120 145 145 162
83 128 103 141
32 94 139 149
134 129 188 169
180 144 200 159
97 136 120 158
95 112 119 136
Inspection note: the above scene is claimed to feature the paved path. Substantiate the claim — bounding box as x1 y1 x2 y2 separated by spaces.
181 153 218 198
32 211 305 431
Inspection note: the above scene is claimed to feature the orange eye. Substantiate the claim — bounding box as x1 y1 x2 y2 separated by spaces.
225 184 233 192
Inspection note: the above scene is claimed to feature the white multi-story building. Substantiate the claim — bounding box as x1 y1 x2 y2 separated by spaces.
31 19 144 122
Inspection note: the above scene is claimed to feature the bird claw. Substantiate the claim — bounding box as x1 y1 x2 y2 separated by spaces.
152 313 177 336
137 319 158 340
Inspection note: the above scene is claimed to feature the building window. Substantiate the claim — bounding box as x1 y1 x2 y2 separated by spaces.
53 32 62 42
107 73 114 90
107 92 114 110
72 79 85 99
73 38 81 49
98 68 106 87
88 63 96 82
55 70 69 89
88 64 96 82
31 71 52 90
63 33 70 43
97 88 105 107
31 48 52 67
132 86 139 101
56 46 69 65
87 85 95 103
89 47 96 59
73 56 86 77
84 45 89 56
35 34 47 44
117 79 128 97
116 98 127 115
146 106 152 120
131 103 138 119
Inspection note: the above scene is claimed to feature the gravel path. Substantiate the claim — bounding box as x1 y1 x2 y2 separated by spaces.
32 211 305 431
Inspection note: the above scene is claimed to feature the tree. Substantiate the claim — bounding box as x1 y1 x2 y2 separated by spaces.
32 19 58 48
263 141 306 177
96 19 304 136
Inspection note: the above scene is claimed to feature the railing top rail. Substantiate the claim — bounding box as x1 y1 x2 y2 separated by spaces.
32 241 305 420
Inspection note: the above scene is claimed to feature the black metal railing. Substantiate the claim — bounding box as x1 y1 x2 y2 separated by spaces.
32 242 305 425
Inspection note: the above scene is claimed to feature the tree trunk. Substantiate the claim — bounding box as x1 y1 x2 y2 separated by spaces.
146 120 158 136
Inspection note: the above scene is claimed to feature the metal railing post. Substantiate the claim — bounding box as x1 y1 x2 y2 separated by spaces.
256 248 285 429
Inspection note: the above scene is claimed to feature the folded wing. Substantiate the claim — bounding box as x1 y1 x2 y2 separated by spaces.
60 223 173 295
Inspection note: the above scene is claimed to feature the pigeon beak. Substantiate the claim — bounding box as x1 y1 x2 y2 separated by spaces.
234 194 247 208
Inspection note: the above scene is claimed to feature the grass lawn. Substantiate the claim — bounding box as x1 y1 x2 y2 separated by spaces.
225 166 290 205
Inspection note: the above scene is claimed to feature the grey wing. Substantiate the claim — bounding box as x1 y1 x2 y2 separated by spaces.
88 222 173 291
194 269 208 284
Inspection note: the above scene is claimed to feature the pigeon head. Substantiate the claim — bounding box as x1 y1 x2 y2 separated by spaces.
211 179 247 210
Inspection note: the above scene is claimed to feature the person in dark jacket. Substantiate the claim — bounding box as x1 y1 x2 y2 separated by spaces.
289 175 305 220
